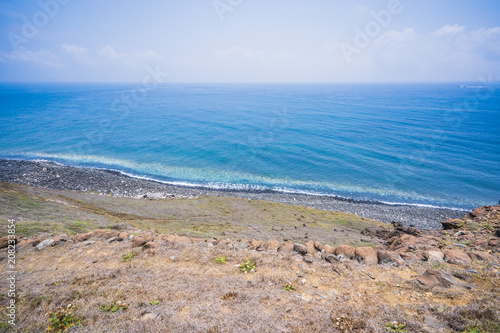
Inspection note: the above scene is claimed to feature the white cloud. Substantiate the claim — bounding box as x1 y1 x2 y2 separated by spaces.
61 44 91 63
99 45 123 59
435 24 465 36
0 49 62 67
134 49 162 60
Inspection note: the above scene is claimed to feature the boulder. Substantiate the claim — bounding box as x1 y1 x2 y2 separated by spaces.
335 245 355 260
325 254 338 263
355 247 378 265
293 243 307 255
16 238 39 250
469 206 487 219
35 239 54 251
423 249 445 262
441 219 463 230
132 236 147 248
278 242 294 253
73 233 91 243
303 254 314 264
249 240 263 251
264 238 280 252
0 235 20 249
488 239 500 247
468 251 493 261
444 250 472 265
306 241 321 259
377 249 400 264
314 241 324 252
324 244 335 255
119 232 131 239
417 269 476 289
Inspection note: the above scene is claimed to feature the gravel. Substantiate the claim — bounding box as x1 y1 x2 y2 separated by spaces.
0 159 467 229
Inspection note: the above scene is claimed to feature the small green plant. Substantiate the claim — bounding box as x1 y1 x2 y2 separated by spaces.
431 262 446 270
462 327 486 333
282 282 297 291
238 259 256 273
385 321 406 332
46 305 81 332
122 252 136 262
149 300 161 306
215 255 228 265
100 301 128 313
483 223 493 231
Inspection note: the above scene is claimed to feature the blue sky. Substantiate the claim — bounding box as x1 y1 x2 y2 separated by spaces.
0 0 499 82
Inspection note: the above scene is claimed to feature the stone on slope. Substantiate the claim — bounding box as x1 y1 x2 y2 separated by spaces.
278 242 294 253
35 239 54 251
293 243 307 255
354 247 378 265
335 245 355 260
444 250 472 265
417 269 476 290
264 238 280 252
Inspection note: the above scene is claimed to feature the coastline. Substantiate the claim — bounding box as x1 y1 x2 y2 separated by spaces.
0 158 466 229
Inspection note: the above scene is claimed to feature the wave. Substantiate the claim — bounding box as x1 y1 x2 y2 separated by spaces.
7 152 473 210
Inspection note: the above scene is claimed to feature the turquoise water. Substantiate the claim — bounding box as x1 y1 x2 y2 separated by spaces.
0 83 499 209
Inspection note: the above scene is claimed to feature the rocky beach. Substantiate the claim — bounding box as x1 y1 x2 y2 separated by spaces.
0 159 466 230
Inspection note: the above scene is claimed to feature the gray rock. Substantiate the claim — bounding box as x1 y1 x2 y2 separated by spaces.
35 239 54 251
423 315 447 331
417 269 476 290
293 243 307 255
140 312 161 320
84 241 96 246
107 237 124 243
325 254 338 263
303 254 314 263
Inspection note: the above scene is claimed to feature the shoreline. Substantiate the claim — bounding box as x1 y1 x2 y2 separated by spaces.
0 158 466 229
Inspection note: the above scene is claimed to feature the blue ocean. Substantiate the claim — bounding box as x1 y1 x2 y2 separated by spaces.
0 83 499 210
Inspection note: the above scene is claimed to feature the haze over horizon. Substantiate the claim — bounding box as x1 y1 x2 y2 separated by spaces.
1 0 499 83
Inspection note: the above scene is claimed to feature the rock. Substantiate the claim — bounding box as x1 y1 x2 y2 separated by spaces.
278 242 294 253
73 233 91 242
118 232 131 239
132 236 147 248
444 250 472 265
0 235 20 249
324 244 335 255
52 235 71 246
325 254 338 263
488 239 500 247
249 239 263 251
335 245 355 260
173 235 192 244
35 239 54 251
111 223 132 230
107 237 124 243
423 315 447 331
140 312 161 321
83 241 96 246
423 249 444 262
303 254 314 263
442 219 463 230
264 238 280 252
143 241 157 249
314 241 324 252
293 243 307 255
16 238 39 250
454 230 467 237
417 269 476 289
354 247 378 265
469 206 487 219
468 251 493 261
306 241 321 259
377 250 400 264
89 229 119 239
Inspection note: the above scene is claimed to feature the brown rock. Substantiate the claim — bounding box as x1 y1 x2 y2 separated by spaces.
468 251 493 261
324 244 335 255
293 243 307 255
314 241 324 252
335 245 355 259
119 232 131 239
73 233 91 243
423 249 444 262
377 249 400 264
417 269 476 289
174 236 192 244
132 236 147 248
355 247 378 265
16 238 39 250
278 242 294 253
441 219 463 230
0 235 20 249
488 239 500 247
249 239 263 250
444 250 472 265
469 206 487 219
264 238 280 252
306 240 321 259
143 241 158 249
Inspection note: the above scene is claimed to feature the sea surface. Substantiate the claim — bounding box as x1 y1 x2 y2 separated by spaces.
0 83 499 210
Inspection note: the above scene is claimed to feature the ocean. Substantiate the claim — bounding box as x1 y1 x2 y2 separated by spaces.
0 83 499 210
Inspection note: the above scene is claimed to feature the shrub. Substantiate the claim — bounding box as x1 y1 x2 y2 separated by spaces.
238 259 256 273
122 252 136 262
215 255 228 265
46 305 81 332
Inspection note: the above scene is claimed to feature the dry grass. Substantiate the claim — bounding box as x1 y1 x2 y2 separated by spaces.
1 238 499 332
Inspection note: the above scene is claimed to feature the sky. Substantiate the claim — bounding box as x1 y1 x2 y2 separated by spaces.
0 0 499 83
